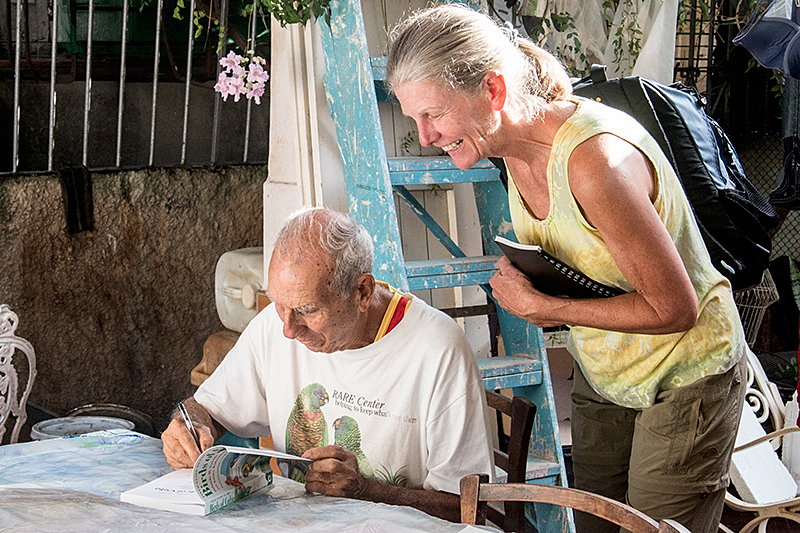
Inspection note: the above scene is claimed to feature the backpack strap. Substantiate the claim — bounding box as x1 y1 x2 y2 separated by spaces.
489 157 508 190
589 64 608 84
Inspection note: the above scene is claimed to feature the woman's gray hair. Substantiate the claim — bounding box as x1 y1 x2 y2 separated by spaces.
273 207 374 299
386 4 571 119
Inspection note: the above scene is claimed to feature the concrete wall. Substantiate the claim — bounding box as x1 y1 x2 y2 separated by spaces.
0 164 264 433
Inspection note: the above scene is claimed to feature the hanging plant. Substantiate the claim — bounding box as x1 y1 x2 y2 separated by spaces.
214 50 270 103
262 0 331 27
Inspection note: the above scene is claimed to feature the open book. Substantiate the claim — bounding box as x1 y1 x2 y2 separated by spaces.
120 445 311 515
495 235 625 299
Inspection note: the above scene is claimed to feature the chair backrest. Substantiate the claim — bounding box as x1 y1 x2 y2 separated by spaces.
460 474 692 533
484 389 536 532
0 305 36 444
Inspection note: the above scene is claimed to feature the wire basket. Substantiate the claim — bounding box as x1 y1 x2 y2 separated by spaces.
733 269 781 347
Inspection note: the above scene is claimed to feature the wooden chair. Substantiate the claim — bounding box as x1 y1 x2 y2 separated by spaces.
484 389 537 533
0 305 36 444
460 474 692 533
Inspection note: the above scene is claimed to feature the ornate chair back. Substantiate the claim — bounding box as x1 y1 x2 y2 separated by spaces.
0 305 36 444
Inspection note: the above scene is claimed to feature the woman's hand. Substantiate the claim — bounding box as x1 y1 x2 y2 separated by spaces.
490 255 567 328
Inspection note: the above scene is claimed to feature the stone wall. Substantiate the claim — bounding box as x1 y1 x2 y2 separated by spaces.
0 165 264 433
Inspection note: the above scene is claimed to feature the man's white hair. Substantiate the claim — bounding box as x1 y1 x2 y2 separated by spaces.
273 207 374 299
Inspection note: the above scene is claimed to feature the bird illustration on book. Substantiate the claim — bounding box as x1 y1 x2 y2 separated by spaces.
333 416 374 479
285 382 329 482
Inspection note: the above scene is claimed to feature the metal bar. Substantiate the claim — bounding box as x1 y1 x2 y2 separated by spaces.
687 0 697 86
707 0 714 91
180 0 195 164
149 0 164 166
82 0 95 167
210 0 229 162
47 0 59 171
243 3 258 162
115 0 129 167
12 0 22 172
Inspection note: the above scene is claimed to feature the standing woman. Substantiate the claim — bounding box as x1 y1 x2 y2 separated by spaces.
386 5 746 533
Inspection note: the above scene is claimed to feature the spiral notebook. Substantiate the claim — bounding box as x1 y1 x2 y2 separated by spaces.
494 236 625 299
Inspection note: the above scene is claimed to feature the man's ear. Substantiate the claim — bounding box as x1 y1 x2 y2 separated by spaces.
485 71 507 111
355 273 375 312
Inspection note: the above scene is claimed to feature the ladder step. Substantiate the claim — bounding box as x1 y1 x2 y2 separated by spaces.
388 157 499 186
495 458 564 484
478 355 543 390
370 56 387 80
405 256 501 290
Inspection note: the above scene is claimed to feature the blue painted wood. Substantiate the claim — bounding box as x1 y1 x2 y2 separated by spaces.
319 1 572 530
495 458 562 484
474 181 573 532
405 256 501 276
477 355 542 377
370 56 386 80
389 157 499 185
404 257 497 291
319 0 408 291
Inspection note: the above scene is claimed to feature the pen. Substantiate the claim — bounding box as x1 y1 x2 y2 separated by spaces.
177 401 201 451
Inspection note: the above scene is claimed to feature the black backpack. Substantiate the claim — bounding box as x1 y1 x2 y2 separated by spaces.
492 65 780 291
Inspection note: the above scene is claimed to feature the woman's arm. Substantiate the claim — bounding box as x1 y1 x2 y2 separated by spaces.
491 133 698 335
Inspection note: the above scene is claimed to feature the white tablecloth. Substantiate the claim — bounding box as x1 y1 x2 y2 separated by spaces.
0 429 492 532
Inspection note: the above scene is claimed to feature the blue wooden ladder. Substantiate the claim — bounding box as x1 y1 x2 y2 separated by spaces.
318 1 573 531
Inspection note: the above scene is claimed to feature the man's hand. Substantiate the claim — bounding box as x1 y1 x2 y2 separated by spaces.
160 398 218 469
302 445 366 498
302 445 461 522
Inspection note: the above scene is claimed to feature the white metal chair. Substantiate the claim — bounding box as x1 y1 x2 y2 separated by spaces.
721 348 800 533
0 305 37 444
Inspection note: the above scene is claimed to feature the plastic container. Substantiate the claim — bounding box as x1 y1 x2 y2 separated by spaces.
215 247 264 332
30 416 136 440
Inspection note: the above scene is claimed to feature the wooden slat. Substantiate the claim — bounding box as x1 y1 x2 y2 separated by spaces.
478 356 543 391
494 458 563 483
388 157 500 185
404 256 499 290
404 257 499 276
478 356 542 377
370 56 386 80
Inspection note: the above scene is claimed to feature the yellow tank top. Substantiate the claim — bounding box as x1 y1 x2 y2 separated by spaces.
508 97 745 408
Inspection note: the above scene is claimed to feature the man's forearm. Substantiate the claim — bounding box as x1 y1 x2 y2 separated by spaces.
357 478 461 523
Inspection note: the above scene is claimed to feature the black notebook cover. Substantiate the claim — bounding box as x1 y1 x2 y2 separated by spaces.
494 236 625 299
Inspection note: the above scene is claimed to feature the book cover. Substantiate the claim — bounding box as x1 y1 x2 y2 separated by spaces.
494 236 625 299
120 445 311 515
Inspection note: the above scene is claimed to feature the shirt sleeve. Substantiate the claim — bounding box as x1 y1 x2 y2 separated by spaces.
194 309 272 438
421 330 496 494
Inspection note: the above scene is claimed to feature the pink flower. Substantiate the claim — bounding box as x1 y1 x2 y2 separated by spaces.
246 82 265 105
228 75 246 102
214 52 268 104
219 51 241 73
214 73 235 101
247 62 269 85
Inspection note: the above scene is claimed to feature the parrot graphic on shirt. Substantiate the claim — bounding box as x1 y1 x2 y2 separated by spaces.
285 382 329 482
333 415 374 479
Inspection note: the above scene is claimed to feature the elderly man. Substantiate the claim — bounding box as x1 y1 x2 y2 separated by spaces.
162 207 494 522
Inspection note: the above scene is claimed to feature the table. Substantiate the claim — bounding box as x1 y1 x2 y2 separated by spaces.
0 429 493 532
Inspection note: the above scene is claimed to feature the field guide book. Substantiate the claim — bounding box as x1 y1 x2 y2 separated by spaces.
494 235 625 299
120 445 311 515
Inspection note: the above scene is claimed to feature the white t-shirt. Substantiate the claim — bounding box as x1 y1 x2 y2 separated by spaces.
194 296 495 495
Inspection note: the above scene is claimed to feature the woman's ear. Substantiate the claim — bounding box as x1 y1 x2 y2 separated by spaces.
485 71 507 111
